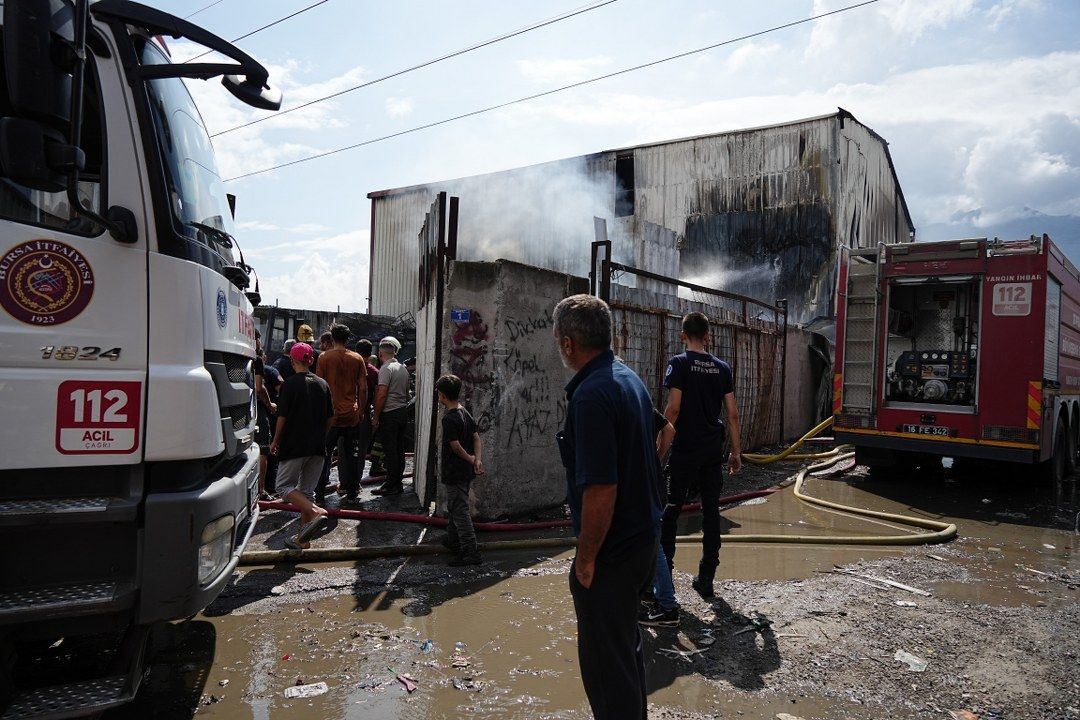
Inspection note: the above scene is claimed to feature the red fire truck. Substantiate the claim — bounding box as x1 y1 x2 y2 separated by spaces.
833 234 1079 482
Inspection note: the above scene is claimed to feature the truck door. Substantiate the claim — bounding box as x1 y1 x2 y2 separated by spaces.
0 30 149 472
838 247 882 417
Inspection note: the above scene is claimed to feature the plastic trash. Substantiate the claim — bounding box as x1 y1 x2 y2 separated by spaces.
454 641 466 652
894 649 928 672
284 682 328 699
894 600 918 608
420 639 434 653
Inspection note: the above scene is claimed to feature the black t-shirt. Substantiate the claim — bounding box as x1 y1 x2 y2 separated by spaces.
440 407 477 484
275 372 333 460
272 355 295 383
664 350 734 451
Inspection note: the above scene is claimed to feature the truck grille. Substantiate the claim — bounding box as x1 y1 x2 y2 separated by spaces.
222 353 252 384
229 406 251 431
982 426 1039 444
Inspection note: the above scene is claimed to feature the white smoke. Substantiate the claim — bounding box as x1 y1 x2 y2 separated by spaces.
437 157 617 277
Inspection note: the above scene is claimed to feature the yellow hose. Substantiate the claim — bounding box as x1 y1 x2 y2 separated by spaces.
241 450 956 565
743 416 836 463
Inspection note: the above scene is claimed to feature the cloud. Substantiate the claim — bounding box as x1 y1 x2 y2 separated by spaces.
515 56 613 84
236 220 332 234
165 41 367 181
258 251 370 312
385 96 415 119
250 229 369 311
725 41 781 74
496 50 1080 228
987 0 1044 28
805 0 974 60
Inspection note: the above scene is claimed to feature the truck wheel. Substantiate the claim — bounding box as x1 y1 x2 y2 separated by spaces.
1041 425 1067 485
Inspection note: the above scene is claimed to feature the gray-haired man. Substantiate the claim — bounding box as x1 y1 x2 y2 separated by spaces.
553 294 660 720
371 336 412 496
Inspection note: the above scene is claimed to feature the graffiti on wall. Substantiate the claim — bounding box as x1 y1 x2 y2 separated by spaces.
450 304 567 449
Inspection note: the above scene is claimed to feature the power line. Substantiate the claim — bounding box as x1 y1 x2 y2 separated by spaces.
185 0 331 63
211 0 621 138
224 0 880 182
184 0 225 20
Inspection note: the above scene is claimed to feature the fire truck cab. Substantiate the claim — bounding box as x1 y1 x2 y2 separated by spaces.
834 235 1080 482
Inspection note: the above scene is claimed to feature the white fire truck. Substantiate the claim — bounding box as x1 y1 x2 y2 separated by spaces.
0 1 281 716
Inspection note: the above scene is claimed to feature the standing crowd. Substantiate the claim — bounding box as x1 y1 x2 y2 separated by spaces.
251 296 740 718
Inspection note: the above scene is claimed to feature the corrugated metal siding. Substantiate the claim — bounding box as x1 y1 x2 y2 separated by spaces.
370 190 430 318
369 113 912 324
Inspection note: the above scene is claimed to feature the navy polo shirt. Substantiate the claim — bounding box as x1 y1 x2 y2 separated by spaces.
558 350 661 555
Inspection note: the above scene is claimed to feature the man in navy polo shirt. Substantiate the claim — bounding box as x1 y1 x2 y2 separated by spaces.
661 311 742 600
553 294 660 720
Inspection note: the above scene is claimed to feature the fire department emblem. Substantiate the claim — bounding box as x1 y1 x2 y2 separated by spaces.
0 240 94 326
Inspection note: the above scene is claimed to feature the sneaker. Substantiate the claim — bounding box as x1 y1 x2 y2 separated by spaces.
448 553 482 567
639 605 680 627
338 496 363 509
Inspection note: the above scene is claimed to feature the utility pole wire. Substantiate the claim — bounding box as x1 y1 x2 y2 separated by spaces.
224 0 881 182
184 0 332 63
184 0 225 20
211 0 621 137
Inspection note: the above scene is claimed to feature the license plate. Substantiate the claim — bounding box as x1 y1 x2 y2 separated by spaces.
902 424 950 436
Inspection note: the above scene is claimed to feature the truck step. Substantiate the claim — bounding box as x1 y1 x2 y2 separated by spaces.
1 625 148 719
0 582 135 624
2 676 129 720
0 497 136 527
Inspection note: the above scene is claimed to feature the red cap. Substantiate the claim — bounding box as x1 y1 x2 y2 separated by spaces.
290 342 314 365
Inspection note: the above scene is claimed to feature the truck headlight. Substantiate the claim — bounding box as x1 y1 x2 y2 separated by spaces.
198 514 235 585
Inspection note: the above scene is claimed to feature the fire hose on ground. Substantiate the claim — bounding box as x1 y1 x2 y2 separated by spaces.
241 419 957 565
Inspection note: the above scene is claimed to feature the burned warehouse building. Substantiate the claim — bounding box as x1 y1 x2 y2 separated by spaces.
368 108 914 327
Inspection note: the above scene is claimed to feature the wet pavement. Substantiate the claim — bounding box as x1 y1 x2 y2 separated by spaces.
108 457 1080 720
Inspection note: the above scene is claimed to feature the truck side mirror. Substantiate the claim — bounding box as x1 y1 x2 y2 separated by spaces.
222 75 281 111
3 0 76 131
0 117 78 192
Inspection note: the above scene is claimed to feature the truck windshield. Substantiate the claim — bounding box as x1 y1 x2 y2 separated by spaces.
140 42 237 265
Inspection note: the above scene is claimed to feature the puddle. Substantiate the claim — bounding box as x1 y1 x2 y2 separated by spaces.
117 568 917 720
108 461 1079 718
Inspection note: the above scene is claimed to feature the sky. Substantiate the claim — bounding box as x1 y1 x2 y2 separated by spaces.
153 0 1080 312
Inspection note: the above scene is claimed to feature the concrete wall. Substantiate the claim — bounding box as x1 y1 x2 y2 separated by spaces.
425 260 588 518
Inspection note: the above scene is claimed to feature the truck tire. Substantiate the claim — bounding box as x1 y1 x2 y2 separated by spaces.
1041 424 1067 485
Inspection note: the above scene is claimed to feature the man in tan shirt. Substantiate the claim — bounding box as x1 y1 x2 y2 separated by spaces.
315 323 367 506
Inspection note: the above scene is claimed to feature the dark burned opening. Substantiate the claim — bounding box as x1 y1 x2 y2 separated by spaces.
614 153 634 217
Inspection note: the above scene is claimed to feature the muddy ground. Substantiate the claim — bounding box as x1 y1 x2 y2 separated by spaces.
110 451 1080 720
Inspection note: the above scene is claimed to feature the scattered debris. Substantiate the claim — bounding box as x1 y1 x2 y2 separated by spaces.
451 654 471 668
697 632 716 647
894 600 918 608
833 569 931 596
218 679 229 687
657 648 706 660
894 649 929 672
982 498 992 504
1043 543 1057 550
949 711 978 720
284 682 328 699
776 714 806 720
394 673 418 693
48 638 63 649
202 694 223 705
927 554 946 561
420 639 434 653
281 653 292 661
270 585 286 596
